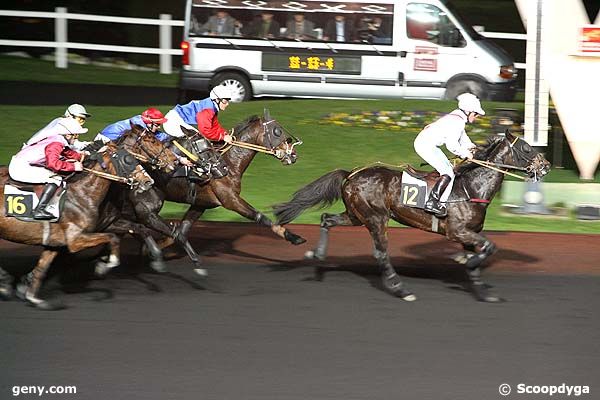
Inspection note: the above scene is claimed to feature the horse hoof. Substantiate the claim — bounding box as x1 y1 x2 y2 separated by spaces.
95 255 120 276
285 230 307 245
291 236 307 245
15 283 28 301
149 260 168 273
0 286 13 300
26 293 66 310
472 284 504 303
382 273 415 300
399 291 417 301
194 268 208 277
304 250 325 261
30 299 67 311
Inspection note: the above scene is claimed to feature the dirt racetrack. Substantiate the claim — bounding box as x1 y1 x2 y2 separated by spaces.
1 222 598 400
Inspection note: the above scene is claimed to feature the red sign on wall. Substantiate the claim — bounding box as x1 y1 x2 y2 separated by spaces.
579 25 600 55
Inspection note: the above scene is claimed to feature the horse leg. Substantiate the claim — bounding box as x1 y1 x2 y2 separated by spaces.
22 249 63 310
66 232 121 276
305 212 356 261
105 219 168 273
134 209 206 276
218 192 306 245
160 205 205 250
363 217 416 301
0 265 13 300
448 230 501 303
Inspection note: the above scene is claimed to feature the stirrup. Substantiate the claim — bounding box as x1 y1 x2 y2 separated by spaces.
424 202 447 218
33 210 54 220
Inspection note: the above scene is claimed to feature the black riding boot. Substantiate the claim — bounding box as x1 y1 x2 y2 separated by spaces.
424 175 451 218
33 183 59 220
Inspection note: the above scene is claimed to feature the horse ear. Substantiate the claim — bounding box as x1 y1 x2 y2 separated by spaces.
263 108 271 121
130 120 136 130
504 128 515 141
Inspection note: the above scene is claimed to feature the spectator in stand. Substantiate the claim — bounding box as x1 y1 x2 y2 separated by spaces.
286 13 316 40
323 15 356 42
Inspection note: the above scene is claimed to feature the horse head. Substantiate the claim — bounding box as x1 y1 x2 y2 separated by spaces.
86 142 155 193
500 130 551 181
474 130 551 181
117 122 179 173
258 109 302 165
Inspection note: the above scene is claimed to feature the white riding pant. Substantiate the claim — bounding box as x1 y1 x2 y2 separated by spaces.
8 157 62 185
162 110 195 138
413 139 454 202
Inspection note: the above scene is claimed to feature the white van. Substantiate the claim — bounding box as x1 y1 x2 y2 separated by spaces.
179 0 517 102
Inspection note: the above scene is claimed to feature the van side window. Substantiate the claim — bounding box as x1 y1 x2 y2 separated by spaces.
406 3 465 47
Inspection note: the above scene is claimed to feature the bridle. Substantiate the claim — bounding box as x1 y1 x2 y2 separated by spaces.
120 129 173 171
467 135 543 181
224 118 302 160
83 146 148 189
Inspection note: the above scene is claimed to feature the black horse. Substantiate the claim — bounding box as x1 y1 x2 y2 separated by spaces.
273 131 551 302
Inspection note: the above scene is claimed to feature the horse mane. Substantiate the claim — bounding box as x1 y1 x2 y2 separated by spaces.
455 135 504 176
232 115 260 134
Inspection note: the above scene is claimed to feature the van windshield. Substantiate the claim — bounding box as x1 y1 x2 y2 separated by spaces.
442 1 484 41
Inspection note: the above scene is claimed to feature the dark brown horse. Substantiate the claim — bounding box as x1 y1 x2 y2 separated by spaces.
0 142 156 310
154 111 306 252
273 131 551 302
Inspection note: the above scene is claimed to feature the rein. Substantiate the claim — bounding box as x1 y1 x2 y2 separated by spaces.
82 167 134 186
467 159 527 180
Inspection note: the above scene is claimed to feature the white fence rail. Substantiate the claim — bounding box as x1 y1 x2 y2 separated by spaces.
0 7 184 74
0 8 526 74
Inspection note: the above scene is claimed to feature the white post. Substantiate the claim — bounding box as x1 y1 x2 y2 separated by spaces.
159 14 172 74
523 0 549 147
55 7 68 69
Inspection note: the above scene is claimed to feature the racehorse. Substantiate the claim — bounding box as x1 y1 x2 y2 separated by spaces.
273 131 551 302
0 143 156 310
92 124 200 274
154 110 306 252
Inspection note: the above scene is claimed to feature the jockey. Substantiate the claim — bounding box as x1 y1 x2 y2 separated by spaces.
162 86 234 144
413 92 485 218
9 118 87 220
25 104 92 149
95 107 170 143
95 108 194 167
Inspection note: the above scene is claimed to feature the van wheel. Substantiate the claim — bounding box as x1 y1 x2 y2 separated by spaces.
445 79 487 100
210 72 252 102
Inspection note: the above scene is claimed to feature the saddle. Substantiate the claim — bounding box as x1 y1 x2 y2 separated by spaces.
404 165 440 192
7 178 46 198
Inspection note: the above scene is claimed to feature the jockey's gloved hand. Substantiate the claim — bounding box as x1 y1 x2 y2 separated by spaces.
179 157 194 167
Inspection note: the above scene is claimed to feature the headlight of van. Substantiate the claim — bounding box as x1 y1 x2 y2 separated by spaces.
500 65 516 79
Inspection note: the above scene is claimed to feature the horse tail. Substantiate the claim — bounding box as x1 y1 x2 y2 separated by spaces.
274 169 350 225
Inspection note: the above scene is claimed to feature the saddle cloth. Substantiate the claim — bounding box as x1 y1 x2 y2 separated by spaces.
4 182 66 223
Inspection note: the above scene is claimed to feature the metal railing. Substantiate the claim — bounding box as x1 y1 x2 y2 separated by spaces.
0 8 527 74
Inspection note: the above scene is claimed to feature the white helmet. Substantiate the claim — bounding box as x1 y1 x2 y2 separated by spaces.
57 118 88 135
210 85 233 101
64 103 91 118
457 93 485 116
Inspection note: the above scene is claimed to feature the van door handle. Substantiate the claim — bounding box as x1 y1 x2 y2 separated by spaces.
399 51 407 58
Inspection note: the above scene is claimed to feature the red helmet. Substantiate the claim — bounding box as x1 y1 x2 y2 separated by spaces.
141 108 167 125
